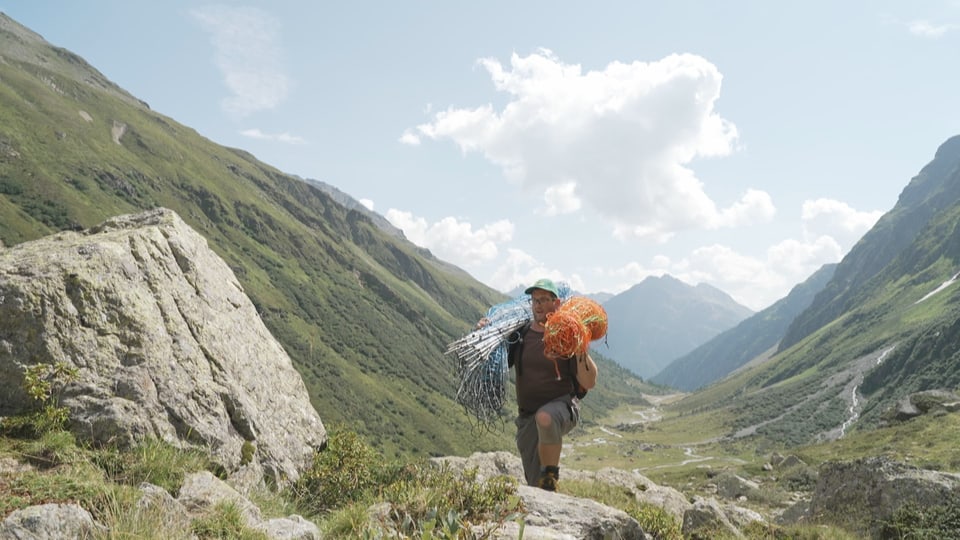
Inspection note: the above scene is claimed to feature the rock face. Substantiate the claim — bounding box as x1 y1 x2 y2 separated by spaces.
0 208 325 486
883 389 960 423
801 456 960 537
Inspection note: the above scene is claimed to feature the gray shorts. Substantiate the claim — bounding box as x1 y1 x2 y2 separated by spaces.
515 397 580 486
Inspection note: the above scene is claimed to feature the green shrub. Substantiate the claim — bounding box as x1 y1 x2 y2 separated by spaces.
780 463 819 491
92 438 213 493
380 466 522 538
240 440 256 465
291 429 394 511
191 500 268 540
880 500 960 539
630 502 683 540
0 362 79 439
562 479 682 540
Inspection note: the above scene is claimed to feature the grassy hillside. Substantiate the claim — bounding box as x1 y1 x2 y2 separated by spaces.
0 13 650 459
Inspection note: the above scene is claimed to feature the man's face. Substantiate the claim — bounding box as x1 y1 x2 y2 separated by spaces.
530 291 559 324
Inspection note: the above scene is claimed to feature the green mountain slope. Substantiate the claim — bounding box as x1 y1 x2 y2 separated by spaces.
651 263 836 391
670 135 960 446
0 13 646 458
780 136 960 351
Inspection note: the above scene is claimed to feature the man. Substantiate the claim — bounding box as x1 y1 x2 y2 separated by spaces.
507 278 598 491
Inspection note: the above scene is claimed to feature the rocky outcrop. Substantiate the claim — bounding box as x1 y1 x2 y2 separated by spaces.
0 208 325 487
782 456 960 537
0 504 104 539
431 451 767 538
176 472 320 539
883 389 960 423
1 473 320 540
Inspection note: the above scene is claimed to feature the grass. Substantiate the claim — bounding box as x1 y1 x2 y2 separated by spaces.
560 388 960 538
0 423 525 539
6 404 960 539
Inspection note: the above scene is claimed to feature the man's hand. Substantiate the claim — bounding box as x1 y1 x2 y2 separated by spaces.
475 317 489 330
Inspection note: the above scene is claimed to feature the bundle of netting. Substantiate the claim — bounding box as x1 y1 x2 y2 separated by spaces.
542 296 609 357
446 282 571 425
446 295 529 425
561 296 608 342
543 310 589 358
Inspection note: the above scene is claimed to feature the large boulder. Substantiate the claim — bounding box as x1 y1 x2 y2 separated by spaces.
883 389 960 423
0 504 103 539
792 456 960 537
0 208 325 487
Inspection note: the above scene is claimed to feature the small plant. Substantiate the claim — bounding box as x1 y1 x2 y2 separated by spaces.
190 500 268 540
1 361 79 438
628 502 683 540
561 479 682 540
880 500 960 539
291 429 391 512
382 465 523 538
92 438 213 492
241 440 256 465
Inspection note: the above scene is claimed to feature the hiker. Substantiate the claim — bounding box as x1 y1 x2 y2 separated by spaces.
479 278 598 491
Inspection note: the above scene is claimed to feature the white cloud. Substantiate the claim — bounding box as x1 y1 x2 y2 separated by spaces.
718 189 777 227
656 240 827 311
907 19 957 38
541 181 581 215
488 249 586 295
406 49 772 240
801 198 883 248
603 261 668 293
191 6 290 117
384 209 514 268
239 128 305 144
595 199 881 310
359 198 374 211
398 130 421 145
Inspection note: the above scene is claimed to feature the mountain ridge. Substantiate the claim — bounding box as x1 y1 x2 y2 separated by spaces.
0 12 648 458
600 274 754 378
651 263 837 391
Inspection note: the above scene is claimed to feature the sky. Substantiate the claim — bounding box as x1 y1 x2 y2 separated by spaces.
3 2 958 311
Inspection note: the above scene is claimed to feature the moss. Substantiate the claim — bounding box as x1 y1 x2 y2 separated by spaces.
240 440 256 466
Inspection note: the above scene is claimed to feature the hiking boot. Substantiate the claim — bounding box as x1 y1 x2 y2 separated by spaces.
537 470 558 492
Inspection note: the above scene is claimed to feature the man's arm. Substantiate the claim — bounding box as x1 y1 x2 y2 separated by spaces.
575 353 598 389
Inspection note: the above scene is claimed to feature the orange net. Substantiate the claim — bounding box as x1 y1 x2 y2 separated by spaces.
543 311 588 358
560 296 607 341
543 296 608 358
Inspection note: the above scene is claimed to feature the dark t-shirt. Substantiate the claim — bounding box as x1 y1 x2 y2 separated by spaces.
514 328 578 414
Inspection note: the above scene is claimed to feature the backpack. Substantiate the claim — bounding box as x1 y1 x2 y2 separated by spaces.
507 323 588 399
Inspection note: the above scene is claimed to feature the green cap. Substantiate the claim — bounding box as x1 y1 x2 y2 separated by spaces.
524 278 559 298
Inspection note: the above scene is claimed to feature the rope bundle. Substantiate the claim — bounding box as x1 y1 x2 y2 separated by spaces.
543 296 608 358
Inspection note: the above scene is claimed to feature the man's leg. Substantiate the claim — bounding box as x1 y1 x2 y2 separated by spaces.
515 413 540 486
534 398 578 490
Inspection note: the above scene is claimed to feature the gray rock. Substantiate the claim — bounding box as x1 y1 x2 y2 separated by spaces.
715 472 760 500
427 451 657 538
132 482 193 537
682 497 742 538
571 467 692 520
178 471 320 540
804 456 960 537
886 389 960 422
257 515 321 540
519 485 648 540
778 455 806 470
429 450 525 482
0 208 325 487
0 503 104 539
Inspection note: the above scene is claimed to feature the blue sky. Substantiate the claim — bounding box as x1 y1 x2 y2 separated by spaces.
3 1 958 310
